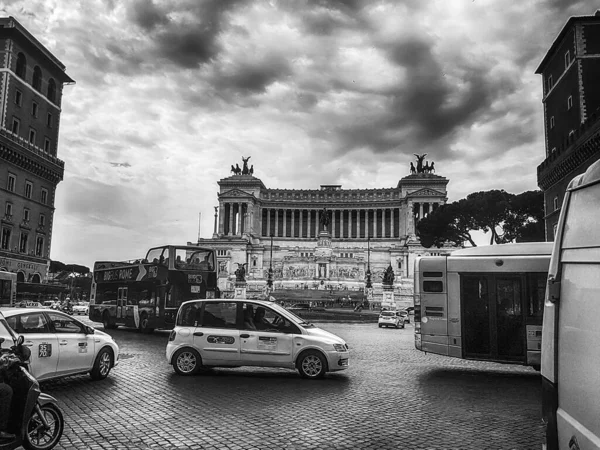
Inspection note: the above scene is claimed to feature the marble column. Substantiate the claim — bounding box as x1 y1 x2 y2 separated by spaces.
391 208 395 238
219 202 225 235
283 209 287 238
299 210 303 238
291 209 295 238
341 209 345 238
228 203 234 235
275 208 279 237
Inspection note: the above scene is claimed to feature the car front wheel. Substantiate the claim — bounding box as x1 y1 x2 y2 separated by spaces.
173 348 202 376
90 348 113 380
297 350 327 379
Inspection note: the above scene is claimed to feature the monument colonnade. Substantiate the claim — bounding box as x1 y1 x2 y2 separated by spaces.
215 202 440 238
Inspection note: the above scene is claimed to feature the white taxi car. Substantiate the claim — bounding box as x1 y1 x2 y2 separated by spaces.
0 308 119 381
166 299 349 379
378 310 404 329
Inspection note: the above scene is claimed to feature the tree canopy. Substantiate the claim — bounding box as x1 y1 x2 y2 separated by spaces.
49 260 90 275
417 190 545 248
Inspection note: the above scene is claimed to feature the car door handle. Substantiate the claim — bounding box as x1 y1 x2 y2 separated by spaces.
24 342 33 347
193 332 204 337
240 333 250 338
59 341 68 346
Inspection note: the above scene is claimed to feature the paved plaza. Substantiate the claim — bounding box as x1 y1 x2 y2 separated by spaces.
37 320 543 450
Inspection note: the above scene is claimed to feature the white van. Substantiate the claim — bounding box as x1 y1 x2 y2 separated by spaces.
542 159 600 450
166 299 350 379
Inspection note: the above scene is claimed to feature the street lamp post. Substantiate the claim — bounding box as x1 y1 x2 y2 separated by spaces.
266 234 274 293
366 236 372 289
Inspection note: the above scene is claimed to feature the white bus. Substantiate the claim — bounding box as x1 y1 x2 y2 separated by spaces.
414 242 553 368
0 270 17 306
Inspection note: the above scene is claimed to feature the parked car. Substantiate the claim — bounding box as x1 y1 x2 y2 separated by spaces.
378 310 404 329
167 299 349 379
398 310 410 324
72 302 89 315
0 307 119 381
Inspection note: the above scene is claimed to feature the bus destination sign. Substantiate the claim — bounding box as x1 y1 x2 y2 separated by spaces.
96 264 158 283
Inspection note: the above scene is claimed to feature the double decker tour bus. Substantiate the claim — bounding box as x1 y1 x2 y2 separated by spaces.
414 242 552 369
0 271 17 306
90 245 219 333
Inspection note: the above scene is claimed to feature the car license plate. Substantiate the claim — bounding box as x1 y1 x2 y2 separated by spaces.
39 343 52 358
190 285 200 293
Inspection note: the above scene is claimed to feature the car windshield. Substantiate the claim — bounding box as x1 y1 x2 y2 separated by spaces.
0 312 17 348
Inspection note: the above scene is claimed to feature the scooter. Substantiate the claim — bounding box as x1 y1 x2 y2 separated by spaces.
0 336 64 450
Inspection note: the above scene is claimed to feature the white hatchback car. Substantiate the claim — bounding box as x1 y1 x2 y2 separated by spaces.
0 308 119 381
166 299 350 379
378 310 404 328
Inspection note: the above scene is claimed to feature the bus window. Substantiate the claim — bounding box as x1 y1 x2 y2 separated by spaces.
146 248 164 264
527 273 546 319
423 281 443 292
97 289 117 305
423 272 443 278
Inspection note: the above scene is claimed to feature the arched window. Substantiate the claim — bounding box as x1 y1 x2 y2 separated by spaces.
47 78 56 103
17 271 25 283
31 273 41 283
32 66 42 91
16 52 26 78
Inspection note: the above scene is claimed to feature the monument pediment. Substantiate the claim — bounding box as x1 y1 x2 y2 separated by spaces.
218 188 256 199
407 188 445 198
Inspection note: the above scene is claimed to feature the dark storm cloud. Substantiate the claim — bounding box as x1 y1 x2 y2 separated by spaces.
329 36 518 159
211 55 292 95
126 0 244 69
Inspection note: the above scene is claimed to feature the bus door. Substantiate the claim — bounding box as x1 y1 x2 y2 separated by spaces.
461 274 525 363
117 287 128 319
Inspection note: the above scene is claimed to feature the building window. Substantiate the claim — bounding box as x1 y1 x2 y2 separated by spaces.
32 102 38 117
41 188 48 204
5 203 12 217
35 236 44 257
11 117 20 134
15 52 26 78
547 74 553 90
550 116 555 129
44 138 51 153
565 51 571 68
7 174 16 192
23 208 30 222
47 112 52 128
28 128 36 145
1 228 11 250
15 90 22 106
25 181 33 199
567 96 573 110
19 232 28 253
47 78 56 103
553 196 559 211
32 66 42 91
39 214 45 226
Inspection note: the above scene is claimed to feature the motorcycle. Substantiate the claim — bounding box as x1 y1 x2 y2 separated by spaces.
59 304 73 316
0 335 64 450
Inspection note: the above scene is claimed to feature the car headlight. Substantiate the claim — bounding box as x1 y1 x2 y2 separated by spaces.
333 344 346 352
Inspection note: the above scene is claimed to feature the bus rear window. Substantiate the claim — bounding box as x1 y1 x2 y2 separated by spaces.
423 272 443 278
423 281 443 292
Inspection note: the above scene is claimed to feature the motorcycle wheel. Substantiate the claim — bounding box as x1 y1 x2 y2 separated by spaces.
23 403 64 450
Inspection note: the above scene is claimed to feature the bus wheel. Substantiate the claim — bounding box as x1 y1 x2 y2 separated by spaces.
138 313 154 334
102 312 117 330
173 348 202 376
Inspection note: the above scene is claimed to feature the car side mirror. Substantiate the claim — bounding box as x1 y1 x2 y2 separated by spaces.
17 335 24 346
0 337 4 345
85 326 95 335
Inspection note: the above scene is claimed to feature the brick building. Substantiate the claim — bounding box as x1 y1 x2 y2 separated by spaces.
0 17 73 285
193 159 452 308
536 12 600 240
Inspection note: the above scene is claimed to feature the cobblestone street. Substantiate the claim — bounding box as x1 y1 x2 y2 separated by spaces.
37 320 543 450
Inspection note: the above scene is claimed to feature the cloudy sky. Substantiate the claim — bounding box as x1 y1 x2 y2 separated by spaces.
2 0 594 268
